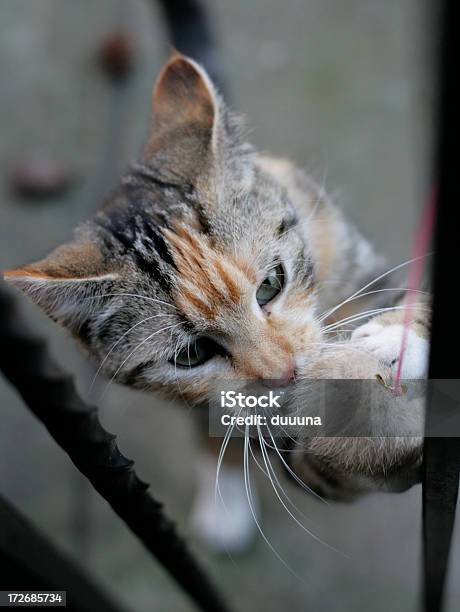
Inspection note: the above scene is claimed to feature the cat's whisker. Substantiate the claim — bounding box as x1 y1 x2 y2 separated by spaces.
89 313 174 393
322 306 406 331
215 405 246 517
257 426 310 521
322 304 428 333
347 286 426 301
248 434 270 478
265 425 328 504
257 428 334 546
256 427 322 524
320 288 429 325
259 405 306 450
214 421 237 514
100 322 184 402
323 310 429 335
83 292 179 311
243 427 303 580
317 254 432 323
309 340 368 350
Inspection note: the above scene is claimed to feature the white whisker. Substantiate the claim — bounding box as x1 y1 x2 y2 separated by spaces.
257 425 338 552
265 425 328 504
89 313 173 392
243 426 304 581
215 419 239 512
255 429 321 525
318 254 432 323
248 435 270 478
100 322 183 400
83 292 178 311
322 304 428 333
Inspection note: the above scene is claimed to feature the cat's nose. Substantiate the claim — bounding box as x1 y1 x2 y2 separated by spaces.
261 362 295 388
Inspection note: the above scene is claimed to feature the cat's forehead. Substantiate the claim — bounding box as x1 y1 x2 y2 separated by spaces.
111 163 295 247
95 164 303 312
123 160 292 226
163 221 258 323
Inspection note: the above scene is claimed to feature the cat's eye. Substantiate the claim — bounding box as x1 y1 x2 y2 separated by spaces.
172 337 221 368
256 264 285 306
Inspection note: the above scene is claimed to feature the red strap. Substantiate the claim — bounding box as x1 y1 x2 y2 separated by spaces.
394 189 437 391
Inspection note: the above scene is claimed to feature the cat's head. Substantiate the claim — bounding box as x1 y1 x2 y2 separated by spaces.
4 53 321 403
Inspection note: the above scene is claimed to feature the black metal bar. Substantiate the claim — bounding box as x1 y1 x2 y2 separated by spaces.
422 440 460 612
0 495 123 612
0 283 230 612
423 1 460 611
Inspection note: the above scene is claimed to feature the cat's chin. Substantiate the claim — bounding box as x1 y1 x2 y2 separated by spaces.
286 438 423 501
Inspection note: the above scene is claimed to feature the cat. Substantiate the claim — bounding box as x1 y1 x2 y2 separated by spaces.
3 53 430 505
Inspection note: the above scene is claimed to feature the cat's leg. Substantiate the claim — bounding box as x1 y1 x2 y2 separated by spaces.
190 435 258 553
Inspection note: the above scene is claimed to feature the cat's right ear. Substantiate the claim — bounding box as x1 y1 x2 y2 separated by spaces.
2 237 119 339
145 52 221 176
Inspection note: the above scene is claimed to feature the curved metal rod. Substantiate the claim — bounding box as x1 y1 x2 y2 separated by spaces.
423 2 460 611
0 283 230 612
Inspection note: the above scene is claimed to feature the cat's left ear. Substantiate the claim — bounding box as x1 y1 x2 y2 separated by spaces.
2 237 119 338
145 52 222 177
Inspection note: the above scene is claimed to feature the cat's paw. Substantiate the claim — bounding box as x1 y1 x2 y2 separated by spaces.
351 322 429 379
190 453 258 553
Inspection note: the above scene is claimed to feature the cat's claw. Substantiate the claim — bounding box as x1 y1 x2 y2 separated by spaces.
351 322 429 379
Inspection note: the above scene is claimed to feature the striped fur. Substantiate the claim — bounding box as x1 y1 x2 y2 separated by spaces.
3 53 430 495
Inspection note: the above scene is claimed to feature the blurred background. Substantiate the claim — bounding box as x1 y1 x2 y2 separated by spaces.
1 1 456 611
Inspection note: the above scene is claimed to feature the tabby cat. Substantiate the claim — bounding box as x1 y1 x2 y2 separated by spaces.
3 53 430 503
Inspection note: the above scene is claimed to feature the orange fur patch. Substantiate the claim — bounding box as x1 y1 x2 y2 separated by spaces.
3 241 107 281
164 224 255 320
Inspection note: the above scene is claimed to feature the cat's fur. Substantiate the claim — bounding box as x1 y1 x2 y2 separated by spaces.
3 53 430 498
285 299 430 499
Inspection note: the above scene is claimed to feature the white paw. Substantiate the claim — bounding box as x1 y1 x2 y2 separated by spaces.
190 454 258 553
351 322 429 379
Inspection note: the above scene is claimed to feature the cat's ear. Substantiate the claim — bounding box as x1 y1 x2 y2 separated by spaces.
3 238 119 336
145 52 221 176
151 51 217 135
